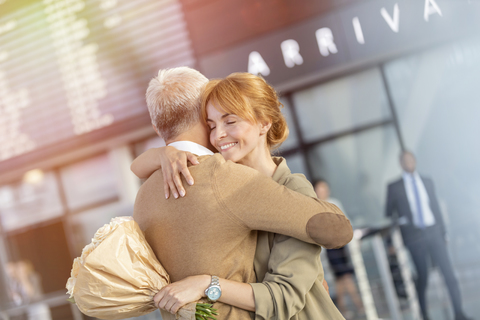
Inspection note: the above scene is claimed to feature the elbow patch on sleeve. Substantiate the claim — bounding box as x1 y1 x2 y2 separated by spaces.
306 213 353 249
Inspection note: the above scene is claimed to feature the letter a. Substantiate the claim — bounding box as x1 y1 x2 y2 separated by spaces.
281 39 304 68
315 28 338 57
424 0 442 21
380 3 400 33
248 51 270 76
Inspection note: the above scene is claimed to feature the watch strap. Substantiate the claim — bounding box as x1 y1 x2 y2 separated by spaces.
210 275 219 287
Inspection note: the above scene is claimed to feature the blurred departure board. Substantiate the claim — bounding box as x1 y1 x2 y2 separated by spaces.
0 0 194 165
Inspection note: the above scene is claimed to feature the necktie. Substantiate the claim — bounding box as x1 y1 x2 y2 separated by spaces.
411 174 425 229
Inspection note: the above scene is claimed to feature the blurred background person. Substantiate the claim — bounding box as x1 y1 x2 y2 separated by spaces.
315 179 365 319
385 151 471 320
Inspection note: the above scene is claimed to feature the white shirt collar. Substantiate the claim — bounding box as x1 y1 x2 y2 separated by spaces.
402 170 419 180
167 141 214 156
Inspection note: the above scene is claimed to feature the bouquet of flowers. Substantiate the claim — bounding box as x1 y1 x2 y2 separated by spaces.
66 216 217 320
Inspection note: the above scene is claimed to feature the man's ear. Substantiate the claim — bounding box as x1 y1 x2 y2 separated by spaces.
152 124 161 137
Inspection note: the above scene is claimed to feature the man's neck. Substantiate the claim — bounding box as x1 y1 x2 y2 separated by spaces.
165 122 215 152
166 130 203 145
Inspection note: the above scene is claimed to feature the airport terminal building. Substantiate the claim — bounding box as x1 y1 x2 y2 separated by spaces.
0 0 479 319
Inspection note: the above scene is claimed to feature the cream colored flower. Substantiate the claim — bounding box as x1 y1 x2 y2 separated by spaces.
81 242 97 261
67 216 134 300
93 223 114 244
71 257 81 278
66 276 76 298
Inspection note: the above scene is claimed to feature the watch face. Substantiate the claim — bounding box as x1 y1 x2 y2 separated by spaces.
207 286 221 300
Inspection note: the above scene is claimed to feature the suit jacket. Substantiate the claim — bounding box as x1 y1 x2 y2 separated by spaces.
386 175 446 244
134 154 352 320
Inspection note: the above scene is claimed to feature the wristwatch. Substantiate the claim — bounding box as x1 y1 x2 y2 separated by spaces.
205 275 222 302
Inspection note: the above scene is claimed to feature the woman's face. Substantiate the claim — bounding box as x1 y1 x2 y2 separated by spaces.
206 101 268 165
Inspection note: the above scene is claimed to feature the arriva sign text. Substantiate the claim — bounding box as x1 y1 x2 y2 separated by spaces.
248 0 443 76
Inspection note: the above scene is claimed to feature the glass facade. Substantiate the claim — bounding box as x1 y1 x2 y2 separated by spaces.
383 38 480 270
292 68 391 143
274 36 480 319
383 36 480 317
277 97 299 151
307 125 399 228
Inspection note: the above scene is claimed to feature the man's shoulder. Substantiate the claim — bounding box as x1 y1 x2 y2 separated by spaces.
138 154 259 189
136 155 220 192
196 153 226 166
387 177 403 189
207 155 279 193
419 175 435 191
203 153 260 175
420 175 433 183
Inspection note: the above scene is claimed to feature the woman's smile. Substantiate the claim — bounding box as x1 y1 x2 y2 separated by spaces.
219 142 238 151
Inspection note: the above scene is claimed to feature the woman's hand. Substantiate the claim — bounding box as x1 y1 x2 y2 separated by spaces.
154 275 210 314
130 146 199 199
159 146 199 199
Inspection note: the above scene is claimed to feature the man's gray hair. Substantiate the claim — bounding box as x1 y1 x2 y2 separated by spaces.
146 67 208 141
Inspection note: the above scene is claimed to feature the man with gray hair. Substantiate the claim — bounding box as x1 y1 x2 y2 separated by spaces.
133 67 214 198
133 66 353 320
146 67 210 145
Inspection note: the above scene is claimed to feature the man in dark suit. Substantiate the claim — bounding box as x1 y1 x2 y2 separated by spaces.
386 151 471 320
